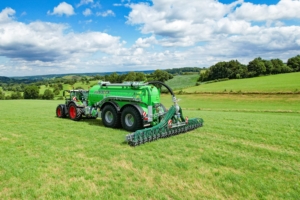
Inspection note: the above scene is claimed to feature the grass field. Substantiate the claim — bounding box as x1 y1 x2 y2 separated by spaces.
161 94 300 113
184 72 300 93
164 74 199 90
0 96 299 199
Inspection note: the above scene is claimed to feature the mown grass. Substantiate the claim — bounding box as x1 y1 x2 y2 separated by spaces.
185 72 300 93
164 74 199 90
0 98 299 199
161 94 300 113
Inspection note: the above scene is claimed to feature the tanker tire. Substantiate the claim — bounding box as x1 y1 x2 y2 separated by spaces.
68 103 82 121
56 105 66 118
121 107 143 132
101 105 121 128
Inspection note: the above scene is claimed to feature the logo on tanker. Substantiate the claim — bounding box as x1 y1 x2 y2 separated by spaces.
94 90 110 94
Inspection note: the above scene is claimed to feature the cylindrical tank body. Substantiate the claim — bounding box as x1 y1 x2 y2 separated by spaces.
88 83 161 110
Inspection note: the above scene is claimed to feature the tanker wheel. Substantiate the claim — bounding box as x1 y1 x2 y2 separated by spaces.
68 103 82 121
56 105 66 118
121 107 143 132
101 105 121 128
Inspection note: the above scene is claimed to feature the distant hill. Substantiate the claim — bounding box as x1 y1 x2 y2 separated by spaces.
0 76 11 82
184 72 300 93
11 70 156 81
3 67 203 84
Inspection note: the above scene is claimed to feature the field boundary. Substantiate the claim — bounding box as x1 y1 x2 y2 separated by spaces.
176 91 300 95
182 108 300 114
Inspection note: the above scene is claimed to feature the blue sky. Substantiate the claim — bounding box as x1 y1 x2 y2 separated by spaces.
0 0 299 76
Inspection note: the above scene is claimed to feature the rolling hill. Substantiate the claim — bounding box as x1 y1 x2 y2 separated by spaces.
182 72 300 93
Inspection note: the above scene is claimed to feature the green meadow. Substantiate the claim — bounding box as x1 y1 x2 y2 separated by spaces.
164 74 199 90
185 72 300 93
0 73 300 199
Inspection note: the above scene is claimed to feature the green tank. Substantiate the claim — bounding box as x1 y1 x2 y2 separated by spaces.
56 81 203 146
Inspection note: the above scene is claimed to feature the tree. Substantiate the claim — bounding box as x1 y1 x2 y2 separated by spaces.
57 83 63 90
135 72 146 81
151 70 173 82
247 57 266 76
42 89 54 100
0 89 5 100
287 55 300 72
53 85 60 95
198 70 209 82
24 85 39 99
263 60 274 74
107 72 119 83
116 74 126 83
92 74 103 81
81 77 85 84
226 60 247 79
206 62 228 80
11 92 23 99
53 89 60 95
125 72 136 81
271 58 285 74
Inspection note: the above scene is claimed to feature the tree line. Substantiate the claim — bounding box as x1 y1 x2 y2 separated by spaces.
199 55 300 82
165 67 203 75
0 69 173 100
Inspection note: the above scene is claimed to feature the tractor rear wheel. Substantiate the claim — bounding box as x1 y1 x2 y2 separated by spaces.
68 103 82 121
56 105 66 118
121 107 143 132
101 105 121 128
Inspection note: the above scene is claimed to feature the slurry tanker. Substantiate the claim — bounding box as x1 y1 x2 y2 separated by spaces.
56 81 203 146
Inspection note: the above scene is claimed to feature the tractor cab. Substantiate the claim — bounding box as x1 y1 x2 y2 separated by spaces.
63 89 89 106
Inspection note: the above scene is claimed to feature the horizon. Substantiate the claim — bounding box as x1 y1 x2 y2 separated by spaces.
1 0 300 76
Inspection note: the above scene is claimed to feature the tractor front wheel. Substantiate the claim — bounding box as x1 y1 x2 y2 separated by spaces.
121 107 143 132
68 103 82 121
56 105 66 118
101 105 121 128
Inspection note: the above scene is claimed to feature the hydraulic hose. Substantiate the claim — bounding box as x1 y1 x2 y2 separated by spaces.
147 81 175 97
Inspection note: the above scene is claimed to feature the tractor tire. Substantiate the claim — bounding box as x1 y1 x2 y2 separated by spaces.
56 105 66 118
68 103 82 121
101 105 121 128
121 106 143 132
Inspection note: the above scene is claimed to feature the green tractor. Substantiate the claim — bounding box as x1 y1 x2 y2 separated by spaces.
56 81 203 146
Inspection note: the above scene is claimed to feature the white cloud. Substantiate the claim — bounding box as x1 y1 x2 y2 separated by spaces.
229 0 300 21
133 36 157 48
96 10 115 17
0 8 15 23
0 8 123 70
16 65 32 71
47 2 75 16
77 0 94 7
127 0 243 46
21 12 27 17
83 8 92 16
78 19 93 24
1 1 300 76
91 2 101 8
126 0 300 62
0 64 8 71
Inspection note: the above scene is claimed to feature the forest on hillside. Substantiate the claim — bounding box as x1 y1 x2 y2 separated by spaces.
199 55 300 82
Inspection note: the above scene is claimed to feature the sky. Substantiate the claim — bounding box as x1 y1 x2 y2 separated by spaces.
0 0 300 77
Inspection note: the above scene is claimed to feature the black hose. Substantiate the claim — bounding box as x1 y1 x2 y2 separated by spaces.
147 81 175 97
